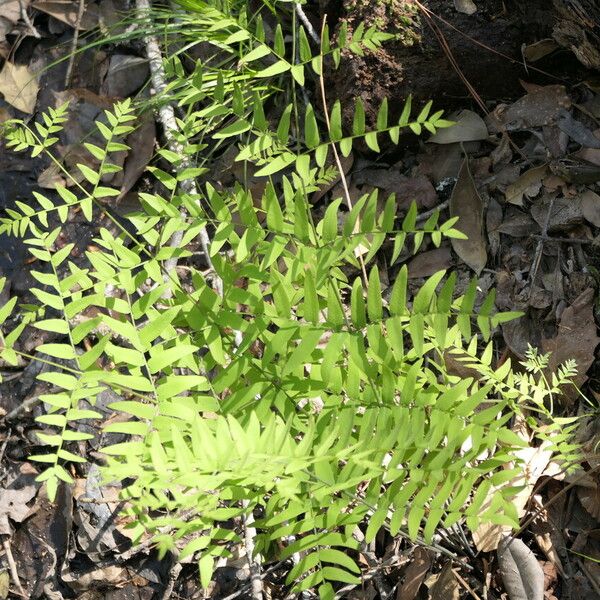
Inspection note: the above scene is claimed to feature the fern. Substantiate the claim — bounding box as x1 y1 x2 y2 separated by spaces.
0 13 580 598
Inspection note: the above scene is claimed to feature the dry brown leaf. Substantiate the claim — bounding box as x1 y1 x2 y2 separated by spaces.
542 288 600 400
488 85 571 132
32 0 99 30
407 246 453 278
581 189 600 227
118 110 156 198
531 496 566 577
523 39 559 62
353 168 437 210
0 61 39 113
505 165 548 206
429 562 460 600
395 547 431 600
428 109 487 144
530 195 583 232
449 159 487 274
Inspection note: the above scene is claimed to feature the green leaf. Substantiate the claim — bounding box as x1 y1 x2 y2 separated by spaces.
367 266 382 322
77 163 100 185
330 100 343 141
303 270 319 325
256 60 290 78
304 103 320 148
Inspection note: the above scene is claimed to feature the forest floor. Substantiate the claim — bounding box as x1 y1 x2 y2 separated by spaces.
2 1 600 599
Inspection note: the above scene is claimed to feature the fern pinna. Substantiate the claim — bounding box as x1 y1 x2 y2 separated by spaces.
0 18 579 598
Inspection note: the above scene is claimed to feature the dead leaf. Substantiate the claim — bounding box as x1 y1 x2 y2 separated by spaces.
505 165 548 206
118 110 156 198
429 562 459 600
581 189 600 227
428 109 487 144
395 547 431 600
530 496 566 577
0 485 37 534
453 0 477 14
530 195 583 232
558 109 600 148
522 39 559 62
32 0 99 30
407 246 453 278
498 536 544 600
542 288 600 400
0 61 39 113
101 55 149 98
487 85 571 132
449 159 487 274
353 167 437 210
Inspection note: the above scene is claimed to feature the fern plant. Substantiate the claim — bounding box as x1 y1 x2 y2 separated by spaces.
0 17 580 600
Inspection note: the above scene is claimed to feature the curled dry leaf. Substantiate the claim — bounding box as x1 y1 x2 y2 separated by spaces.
428 109 488 144
505 165 548 206
0 61 39 113
542 287 600 401
449 159 487 274
498 536 544 600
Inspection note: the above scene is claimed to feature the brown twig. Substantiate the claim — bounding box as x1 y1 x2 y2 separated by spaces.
318 17 369 287
2 536 26 598
64 0 86 88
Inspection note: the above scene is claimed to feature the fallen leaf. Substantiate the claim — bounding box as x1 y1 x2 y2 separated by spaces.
0 61 39 113
395 547 431 600
581 189 600 227
407 246 453 278
530 195 583 233
429 562 459 600
522 39 559 62
453 0 477 14
0 485 37 534
542 288 600 400
449 159 487 274
353 167 437 210
505 165 548 206
118 110 156 198
101 54 149 98
497 536 544 600
32 0 99 30
558 109 600 148
488 85 571 132
428 109 487 144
